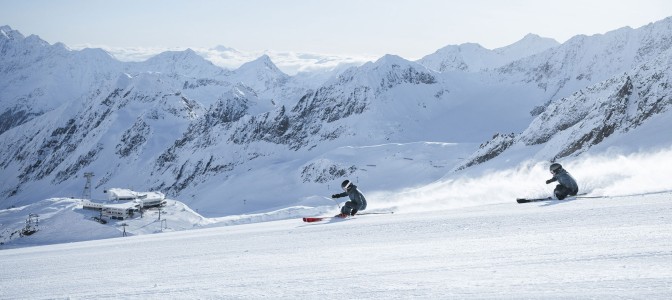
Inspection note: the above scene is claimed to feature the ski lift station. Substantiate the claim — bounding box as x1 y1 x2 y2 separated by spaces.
82 188 166 220
106 188 166 208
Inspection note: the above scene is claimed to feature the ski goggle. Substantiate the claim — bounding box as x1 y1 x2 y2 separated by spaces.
342 181 352 191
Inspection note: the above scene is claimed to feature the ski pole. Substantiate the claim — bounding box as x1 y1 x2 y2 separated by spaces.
323 196 341 209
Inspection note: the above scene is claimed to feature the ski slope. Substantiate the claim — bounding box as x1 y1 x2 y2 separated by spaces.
1 193 670 299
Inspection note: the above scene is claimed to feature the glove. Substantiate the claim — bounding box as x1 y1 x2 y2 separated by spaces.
545 179 552 184
331 194 339 198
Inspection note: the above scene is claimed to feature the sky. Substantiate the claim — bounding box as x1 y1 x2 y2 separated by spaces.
2 0 671 61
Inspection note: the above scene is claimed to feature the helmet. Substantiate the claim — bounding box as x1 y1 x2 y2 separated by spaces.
549 163 562 173
341 179 352 191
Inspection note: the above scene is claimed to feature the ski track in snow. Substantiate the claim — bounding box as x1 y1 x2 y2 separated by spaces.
1 194 670 299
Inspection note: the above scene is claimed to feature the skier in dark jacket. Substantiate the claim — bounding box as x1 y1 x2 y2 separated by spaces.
332 179 367 217
546 163 579 200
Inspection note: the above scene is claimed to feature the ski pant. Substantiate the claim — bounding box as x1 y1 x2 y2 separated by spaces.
341 201 361 216
554 184 578 200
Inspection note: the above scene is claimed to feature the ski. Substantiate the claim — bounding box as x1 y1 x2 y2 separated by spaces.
517 193 592 203
302 217 327 222
356 211 394 215
516 197 552 203
302 211 394 222
302 215 347 223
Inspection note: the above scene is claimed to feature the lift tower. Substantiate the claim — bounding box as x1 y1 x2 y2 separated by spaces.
83 172 94 200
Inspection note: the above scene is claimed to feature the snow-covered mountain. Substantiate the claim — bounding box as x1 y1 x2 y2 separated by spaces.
232 54 288 93
458 47 672 173
1 16 672 227
91 43 376 76
129 48 229 78
497 17 672 104
0 25 123 134
416 33 560 72
0 25 298 209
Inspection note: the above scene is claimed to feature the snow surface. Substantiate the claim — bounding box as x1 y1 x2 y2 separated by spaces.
1 147 671 297
1 193 670 298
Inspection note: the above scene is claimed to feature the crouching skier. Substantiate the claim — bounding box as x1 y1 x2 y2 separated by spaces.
331 179 367 218
546 163 579 200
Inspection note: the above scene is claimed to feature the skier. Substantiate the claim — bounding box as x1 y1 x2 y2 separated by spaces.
331 179 367 217
545 163 579 200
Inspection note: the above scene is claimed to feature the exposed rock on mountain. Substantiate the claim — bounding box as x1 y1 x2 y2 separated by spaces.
459 47 672 169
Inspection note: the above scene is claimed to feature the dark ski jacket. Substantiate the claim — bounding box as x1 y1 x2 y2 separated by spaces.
547 169 579 194
333 184 367 211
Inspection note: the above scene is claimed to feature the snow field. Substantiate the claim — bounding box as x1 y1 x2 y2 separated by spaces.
1 193 670 299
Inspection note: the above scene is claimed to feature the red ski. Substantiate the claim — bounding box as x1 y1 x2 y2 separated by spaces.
302 211 393 222
302 217 329 222
302 215 347 222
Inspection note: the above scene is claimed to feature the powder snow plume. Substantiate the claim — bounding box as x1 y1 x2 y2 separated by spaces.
370 146 672 213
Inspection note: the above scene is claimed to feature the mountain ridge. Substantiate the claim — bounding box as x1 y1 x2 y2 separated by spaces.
1 17 672 215
416 33 559 72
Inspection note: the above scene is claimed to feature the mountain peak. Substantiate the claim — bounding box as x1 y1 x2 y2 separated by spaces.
238 54 284 74
212 45 241 53
375 54 409 65
417 32 560 73
494 33 559 56
430 42 488 54
137 48 225 77
24 34 51 47
232 55 289 94
256 54 273 63
458 42 487 50
145 48 208 64
0 26 54 49
78 47 115 60
0 25 25 41
522 33 542 40
516 33 550 44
